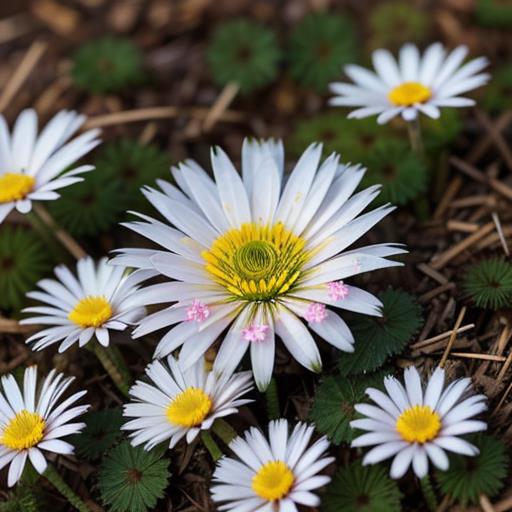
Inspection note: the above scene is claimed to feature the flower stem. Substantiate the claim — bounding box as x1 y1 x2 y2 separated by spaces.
265 377 280 420
407 117 425 157
43 464 91 512
88 343 131 398
212 418 238 445
107 343 133 385
201 431 223 461
420 475 438 512
33 203 86 260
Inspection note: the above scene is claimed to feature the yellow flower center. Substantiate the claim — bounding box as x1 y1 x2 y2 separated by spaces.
1 410 45 450
68 295 113 328
396 405 441 444
388 82 432 107
0 173 35 203
166 387 212 427
202 222 311 301
252 460 295 501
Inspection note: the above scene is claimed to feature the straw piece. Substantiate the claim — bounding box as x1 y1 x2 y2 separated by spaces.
0 40 47 113
440 307 467 368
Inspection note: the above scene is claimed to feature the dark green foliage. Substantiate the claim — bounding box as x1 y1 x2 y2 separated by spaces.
72 37 144 94
311 372 384 444
338 289 423 375
70 408 124 460
289 12 357 92
476 0 512 29
368 1 430 50
482 65 512 113
0 463 43 512
94 139 170 212
0 226 50 311
289 113 396 162
49 167 124 237
0 488 39 512
322 461 401 512
423 108 463 150
50 139 169 236
99 441 171 512
463 257 512 310
436 434 508 505
207 19 281 94
362 140 428 206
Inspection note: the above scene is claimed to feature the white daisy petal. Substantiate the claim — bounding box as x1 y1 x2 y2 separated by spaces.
329 42 489 124
352 366 487 479
117 138 399 384
124 357 253 451
390 445 415 479
24 257 145 352
212 420 330 510
0 367 87 486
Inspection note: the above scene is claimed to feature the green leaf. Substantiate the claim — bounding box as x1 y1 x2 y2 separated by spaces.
99 441 171 512
482 64 512 113
289 12 357 92
338 289 423 375
71 37 144 94
368 1 430 50
48 166 124 237
95 139 171 213
361 140 428 206
322 461 401 512
69 408 124 460
289 113 398 163
463 257 512 310
310 372 385 444
207 19 281 94
0 226 51 312
476 0 512 29
435 434 508 505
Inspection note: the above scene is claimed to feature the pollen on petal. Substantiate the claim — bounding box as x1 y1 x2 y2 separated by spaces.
304 303 327 323
186 300 210 323
241 324 269 342
328 281 350 301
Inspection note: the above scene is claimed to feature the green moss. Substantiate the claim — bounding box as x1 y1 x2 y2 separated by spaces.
0 226 50 312
72 37 144 94
289 12 357 92
476 0 512 28
207 19 281 94
368 1 430 50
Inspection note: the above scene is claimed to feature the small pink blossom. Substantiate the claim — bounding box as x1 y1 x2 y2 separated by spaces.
241 324 269 342
304 302 327 323
328 281 350 301
186 299 210 322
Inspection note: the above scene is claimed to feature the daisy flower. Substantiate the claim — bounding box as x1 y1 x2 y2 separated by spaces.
122 356 253 449
329 43 490 124
211 419 334 511
21 257 149 352
0 109 100 223
351 366 487 479
0 366 89 487
113 139 404 390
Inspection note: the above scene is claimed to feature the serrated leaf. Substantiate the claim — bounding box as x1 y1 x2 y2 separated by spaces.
207 19 281 94
0 226 50 312
463 257 512 310
69 408 124 460
311 372 385 444
322 461 401 512
435 434 508 505
289 12 357 91
99 441 171 512
338 289 422 375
